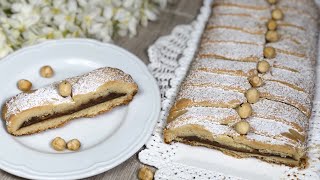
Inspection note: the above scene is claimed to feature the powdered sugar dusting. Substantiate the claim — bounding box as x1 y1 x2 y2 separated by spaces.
168 118 237 136
213 0 269 8
199 41 263 62
4 67 135 120
258 81 312 116
263 67 314 94
183 70 251 92
206 14 266 34
177 85 246 105
192 58 257 77
212 4 270 20
172 106 240 124
203 28 266 45
251 99 307 130
72 67 134 95
247 117 300 147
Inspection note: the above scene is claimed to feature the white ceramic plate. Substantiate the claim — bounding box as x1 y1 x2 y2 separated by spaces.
0 39 160 179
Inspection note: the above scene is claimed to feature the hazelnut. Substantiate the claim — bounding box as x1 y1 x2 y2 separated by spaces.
236 103 252 119
257 60 271 73
248 75 263 87
40 65 54 78
266 30 279 42
267 19 277 31
245 88 260 104
263 46 276 59
58 81 72 97
234 121 250 135
67 139 81 151
267 0 277 4
51 137 66 151
17 79 32 92
138 166 154 180
272 8 284 20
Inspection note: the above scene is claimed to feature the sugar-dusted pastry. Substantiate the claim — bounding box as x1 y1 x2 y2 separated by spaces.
2 67 138 136
164 0 319 167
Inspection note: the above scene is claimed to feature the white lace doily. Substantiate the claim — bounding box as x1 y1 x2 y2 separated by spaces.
139 0 320 179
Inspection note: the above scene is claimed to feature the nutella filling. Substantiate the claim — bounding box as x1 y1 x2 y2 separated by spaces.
19 92 126 129
180 136 297 161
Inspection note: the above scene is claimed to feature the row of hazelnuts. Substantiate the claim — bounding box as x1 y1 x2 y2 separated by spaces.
51 137 81 151
234 0 282 135
17 65 72 97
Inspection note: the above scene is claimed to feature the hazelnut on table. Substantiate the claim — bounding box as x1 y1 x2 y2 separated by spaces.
51 137 66 151
58 81 72 97
40 65 54 78
67 139 81 151
138 166 154 180
17 79 32 92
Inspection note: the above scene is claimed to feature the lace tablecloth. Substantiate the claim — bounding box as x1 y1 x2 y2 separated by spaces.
139 0 320 179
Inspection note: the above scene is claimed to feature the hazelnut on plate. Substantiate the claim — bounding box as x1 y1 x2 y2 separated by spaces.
40 65 54 78
234 121 250 135
17 79 32 92
237 103 252 119
58 81 72 97
138 166 154 180
67 139 81 151
51 137 66 151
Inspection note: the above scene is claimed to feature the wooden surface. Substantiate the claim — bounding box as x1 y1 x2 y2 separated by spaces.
0 1 203 179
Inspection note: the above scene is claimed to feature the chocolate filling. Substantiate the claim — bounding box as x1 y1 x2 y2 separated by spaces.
19 92 126 129
180 136 296 161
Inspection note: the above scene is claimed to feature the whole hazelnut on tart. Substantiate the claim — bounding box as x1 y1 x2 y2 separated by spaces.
67 139 81 151
248 75 263 87
138 166 154 180
263 46 276 59
236 103 252 119
267 19 277 31
272 8 284 20
58 81 72 97
267 0 277 4
51 137 66 151
234 121 250 135
257 60 271 73
40 65 54 78
266 30 279 42
17 79 32 92
245 88 260 104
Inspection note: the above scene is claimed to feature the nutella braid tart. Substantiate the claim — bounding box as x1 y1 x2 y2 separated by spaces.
2 67 138 136
164 0 319 167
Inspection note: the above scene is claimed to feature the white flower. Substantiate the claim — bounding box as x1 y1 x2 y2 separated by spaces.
0 28 12 58
0 0 167 59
